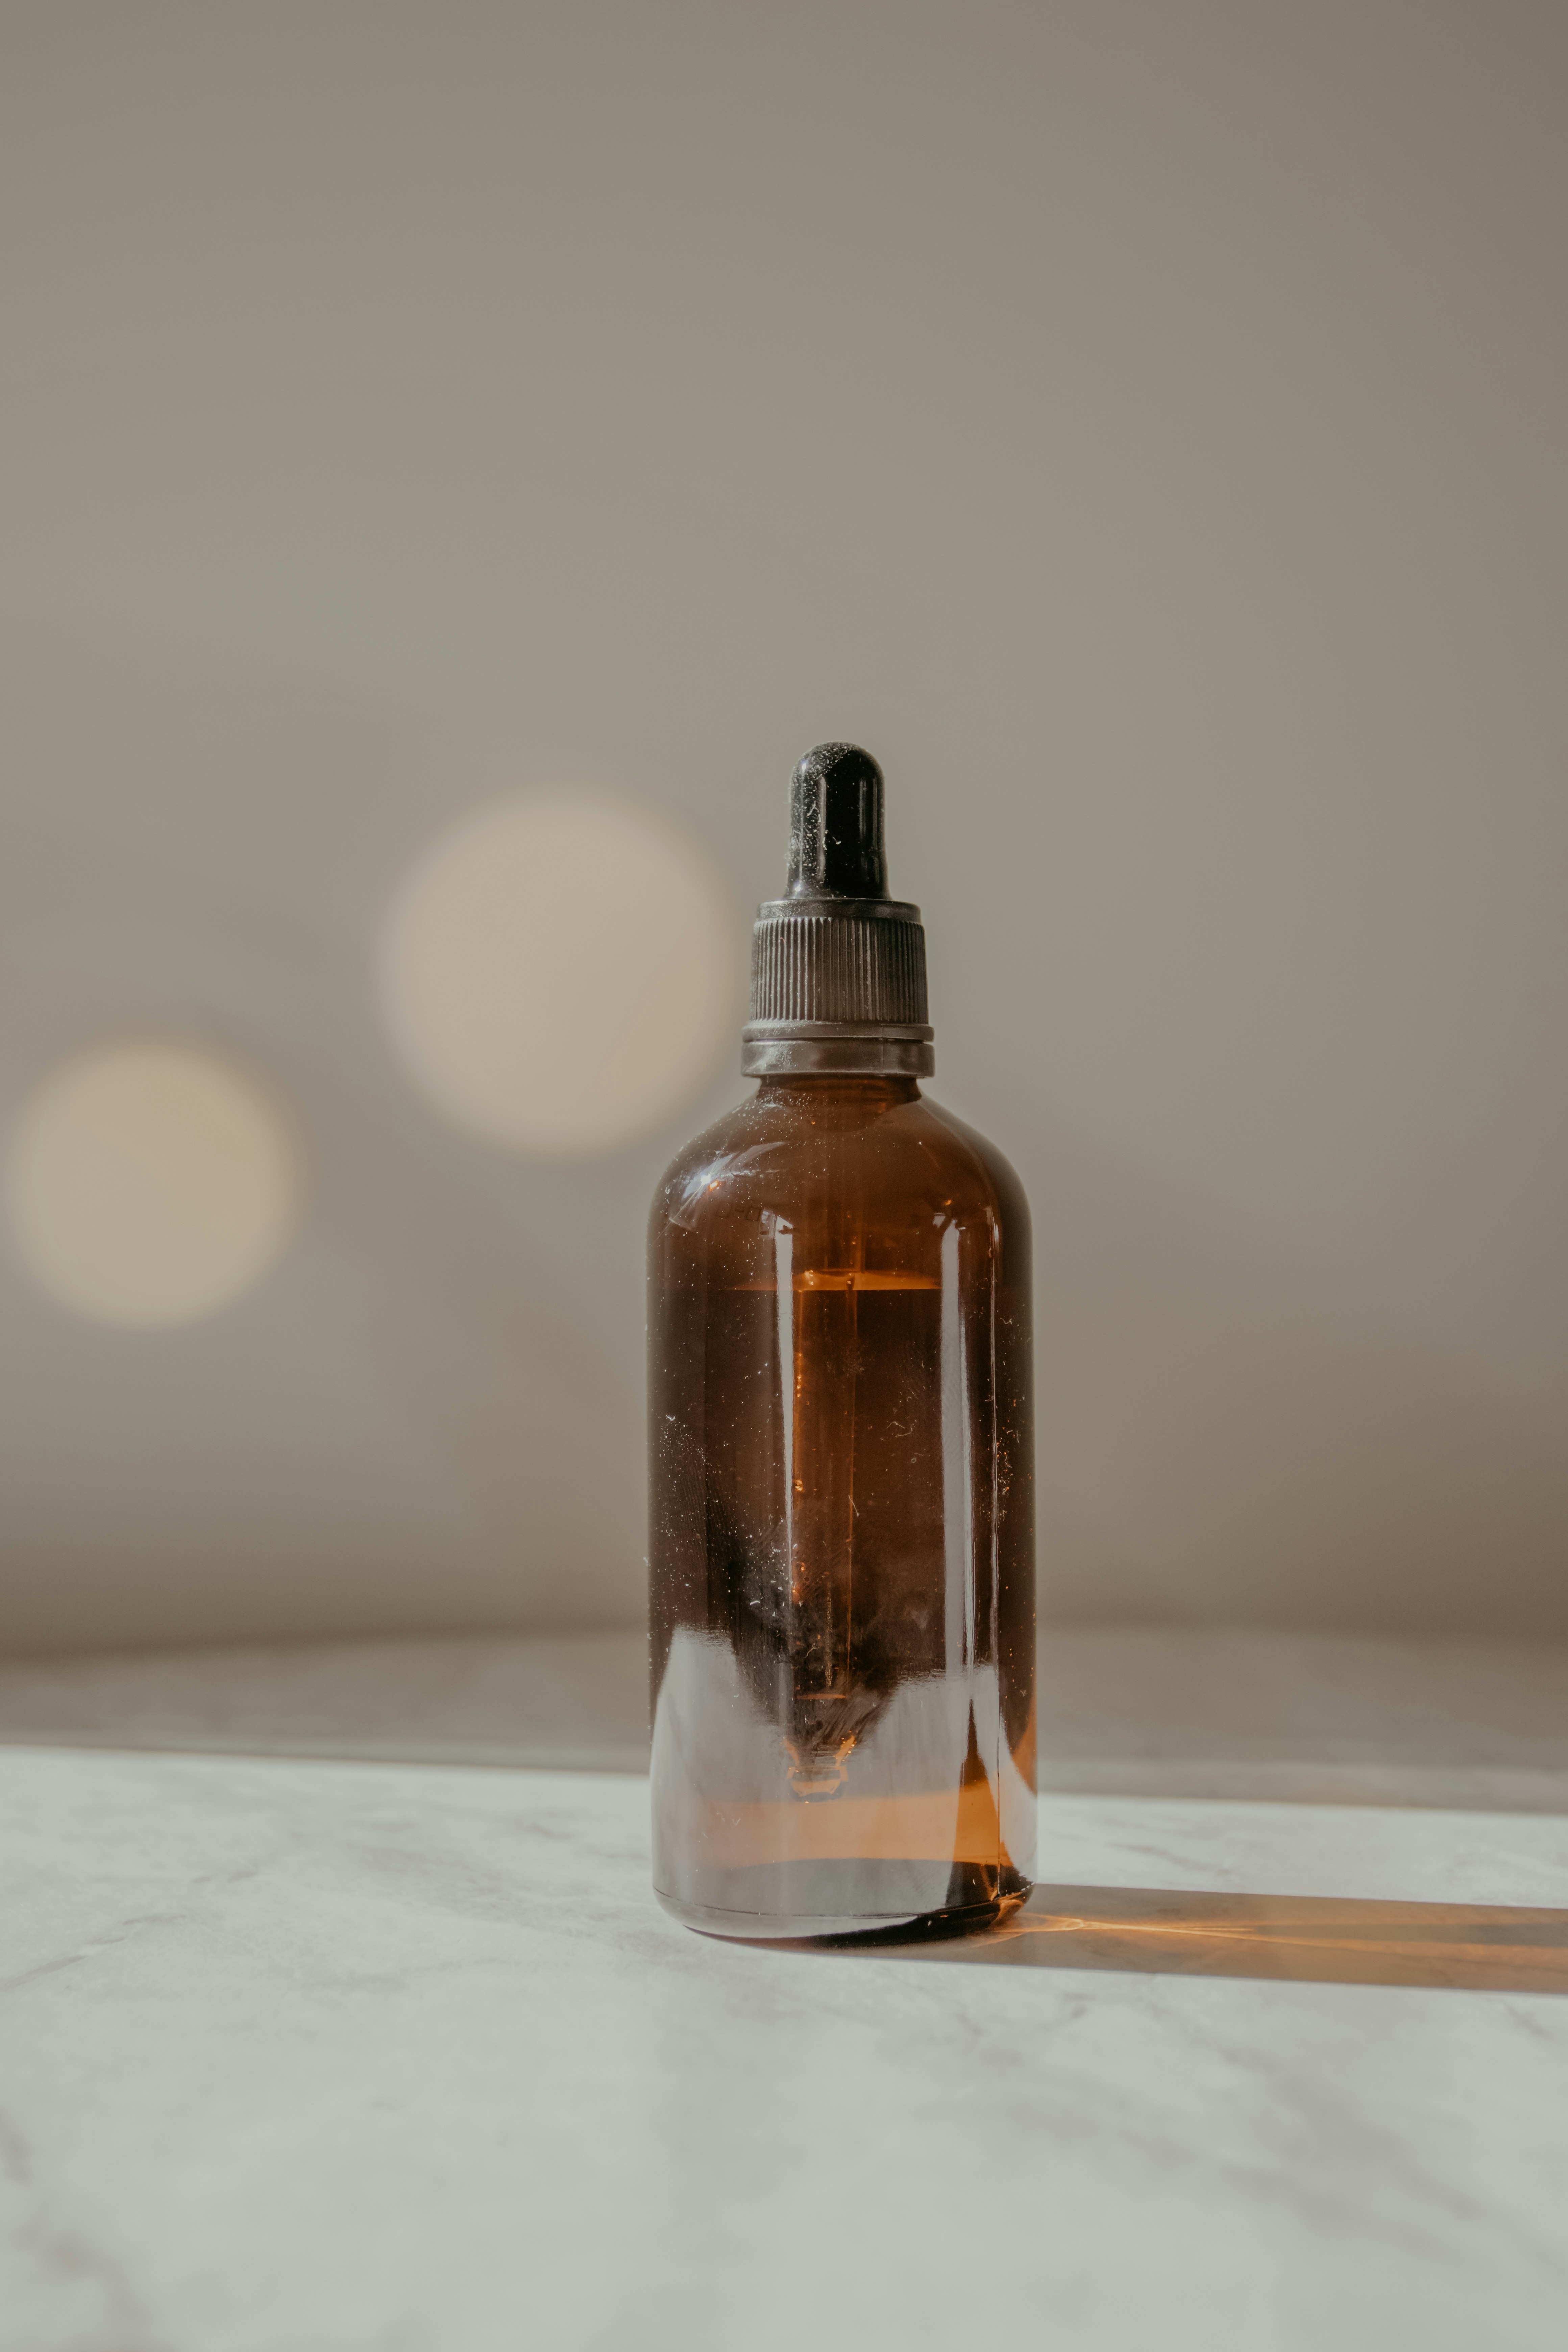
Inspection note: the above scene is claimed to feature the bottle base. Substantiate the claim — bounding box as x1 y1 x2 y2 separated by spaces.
655 1876 1030 1947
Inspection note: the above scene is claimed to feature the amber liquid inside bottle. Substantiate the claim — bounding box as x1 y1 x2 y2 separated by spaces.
649 1073 1035 1940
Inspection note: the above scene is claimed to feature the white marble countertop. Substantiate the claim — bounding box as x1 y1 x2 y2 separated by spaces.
4 1727 1567 2352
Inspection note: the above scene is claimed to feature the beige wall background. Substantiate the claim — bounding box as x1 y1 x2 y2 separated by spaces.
2 0 1565 1652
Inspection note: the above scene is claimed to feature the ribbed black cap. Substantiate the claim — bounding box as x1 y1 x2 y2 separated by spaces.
741 744 935 1077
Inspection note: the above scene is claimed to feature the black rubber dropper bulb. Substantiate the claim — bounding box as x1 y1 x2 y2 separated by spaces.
786 743 890 900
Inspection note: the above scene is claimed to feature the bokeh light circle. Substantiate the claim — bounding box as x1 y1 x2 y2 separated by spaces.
379 789 739 1156
6 1039 301 1327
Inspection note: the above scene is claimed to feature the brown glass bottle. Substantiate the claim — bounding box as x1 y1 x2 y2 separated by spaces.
648 747 1035 1940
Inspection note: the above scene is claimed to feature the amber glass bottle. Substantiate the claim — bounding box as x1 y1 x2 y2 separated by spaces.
649 745 1035 1940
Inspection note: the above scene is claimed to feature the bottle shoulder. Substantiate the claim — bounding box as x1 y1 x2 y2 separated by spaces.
918 1100 1032 1254
649 1086 1029 1258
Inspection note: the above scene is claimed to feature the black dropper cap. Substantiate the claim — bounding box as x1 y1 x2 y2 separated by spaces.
741 743 934 1078
786 742 889 898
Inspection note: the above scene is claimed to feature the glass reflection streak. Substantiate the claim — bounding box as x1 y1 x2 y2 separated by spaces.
649 1074 1035 1939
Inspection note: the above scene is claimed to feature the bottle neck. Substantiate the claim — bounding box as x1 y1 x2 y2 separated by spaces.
741 1030 934 1078
755 1074 921 1110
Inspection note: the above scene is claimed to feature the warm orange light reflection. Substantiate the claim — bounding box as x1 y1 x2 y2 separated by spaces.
689 1780 1013 1870
908 1886 1568 1992
736 1269 940 1292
